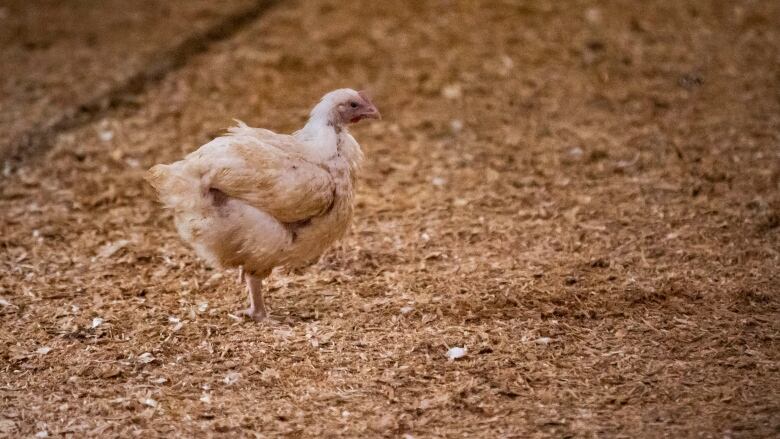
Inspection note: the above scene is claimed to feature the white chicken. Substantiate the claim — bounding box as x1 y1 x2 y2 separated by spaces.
146 89 380 321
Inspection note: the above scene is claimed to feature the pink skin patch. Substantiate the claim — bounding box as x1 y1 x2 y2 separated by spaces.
357 90 373 103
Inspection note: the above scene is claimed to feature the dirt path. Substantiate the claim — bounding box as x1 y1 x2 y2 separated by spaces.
1 1 778 437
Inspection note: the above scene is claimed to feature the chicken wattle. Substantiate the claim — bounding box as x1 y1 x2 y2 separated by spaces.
146 89 380 321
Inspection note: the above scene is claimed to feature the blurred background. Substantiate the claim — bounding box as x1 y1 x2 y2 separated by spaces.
1 1 778 437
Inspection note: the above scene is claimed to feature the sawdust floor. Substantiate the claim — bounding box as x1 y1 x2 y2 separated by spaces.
0 0 260 159
1 0 778 437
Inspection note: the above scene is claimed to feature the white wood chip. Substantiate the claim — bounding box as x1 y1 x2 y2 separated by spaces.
446 346 467 361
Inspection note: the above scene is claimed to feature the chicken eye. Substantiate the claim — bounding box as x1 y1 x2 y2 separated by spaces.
349 101 358 108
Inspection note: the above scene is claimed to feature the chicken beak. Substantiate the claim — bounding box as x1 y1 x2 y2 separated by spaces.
358 90 381 120
363 105 381 120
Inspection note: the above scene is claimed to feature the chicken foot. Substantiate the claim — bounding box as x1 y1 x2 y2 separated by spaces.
237 270 270 321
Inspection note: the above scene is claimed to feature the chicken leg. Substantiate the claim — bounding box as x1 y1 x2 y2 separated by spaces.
238 271 270 321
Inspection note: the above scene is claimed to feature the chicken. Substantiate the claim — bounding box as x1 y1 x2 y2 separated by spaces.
146 89 380 321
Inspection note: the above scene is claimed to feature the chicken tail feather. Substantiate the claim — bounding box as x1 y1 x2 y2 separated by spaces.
146 162 213 213
227 119 254 137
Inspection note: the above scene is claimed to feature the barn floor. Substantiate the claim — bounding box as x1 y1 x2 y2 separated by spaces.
1 1 778 437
